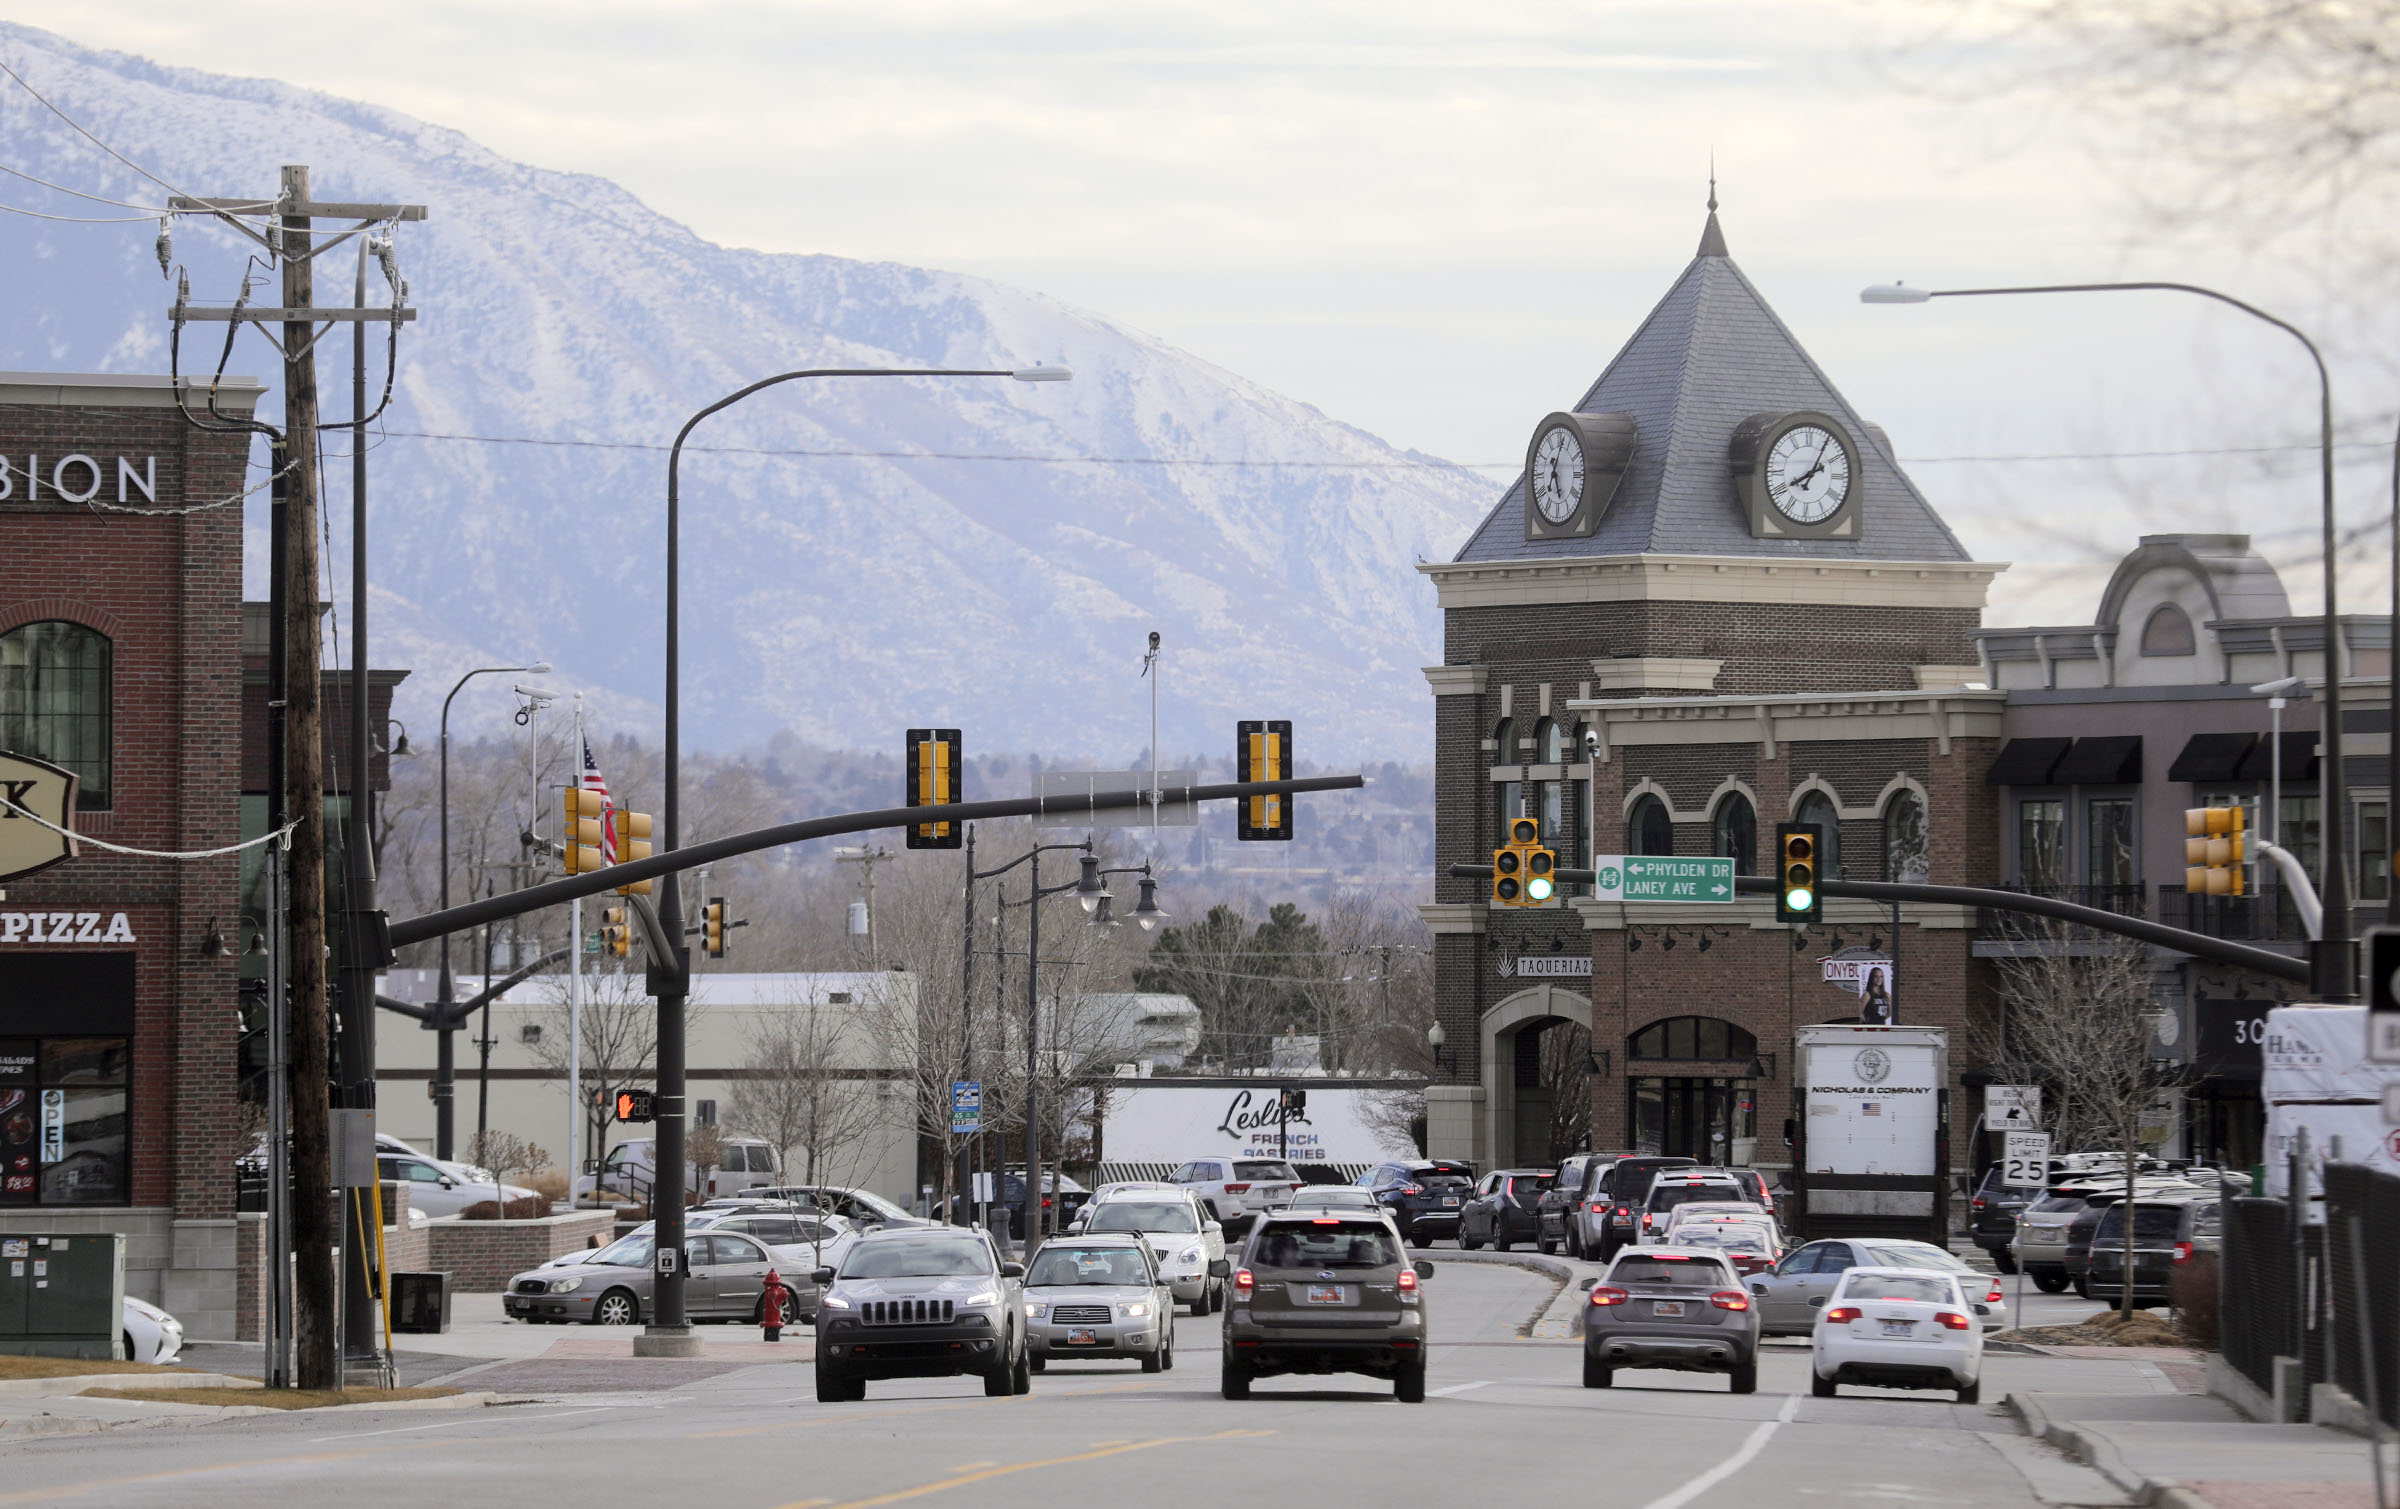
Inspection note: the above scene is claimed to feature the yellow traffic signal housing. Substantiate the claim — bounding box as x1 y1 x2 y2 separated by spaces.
1492 843 1523 905
601 905 632 958
906 729 964 849
1776 823 1821 923
562 788 606 875
2184 806 2248 895
702 896 728 959
612 808 654 895
1238 719 1294 841
1494 816 1554 906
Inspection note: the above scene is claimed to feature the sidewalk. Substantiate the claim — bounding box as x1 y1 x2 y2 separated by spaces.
2011 1390 2390 1508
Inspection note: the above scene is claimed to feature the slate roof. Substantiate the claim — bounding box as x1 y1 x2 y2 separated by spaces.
1453 214 1972 565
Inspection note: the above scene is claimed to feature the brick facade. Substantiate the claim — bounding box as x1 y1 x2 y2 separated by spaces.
426 1209 614 1292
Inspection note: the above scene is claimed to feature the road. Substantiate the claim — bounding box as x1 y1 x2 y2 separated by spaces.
0 1260 2164 1508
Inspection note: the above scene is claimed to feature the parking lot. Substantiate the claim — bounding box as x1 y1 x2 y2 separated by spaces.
0 1249 2175 1508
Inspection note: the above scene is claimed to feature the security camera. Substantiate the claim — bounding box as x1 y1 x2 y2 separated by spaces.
1582 727 1602 755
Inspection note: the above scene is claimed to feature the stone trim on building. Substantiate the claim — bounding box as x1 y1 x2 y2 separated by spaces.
1422 554 2004 612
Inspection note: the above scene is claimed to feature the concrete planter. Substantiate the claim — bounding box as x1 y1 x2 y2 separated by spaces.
425 1209 614 1292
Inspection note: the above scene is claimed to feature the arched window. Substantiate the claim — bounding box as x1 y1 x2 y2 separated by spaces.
1628 794 1673 856
2140 603 2196 657
1795 790 1842 879
1536 719 1566 765
1882 788 1929 883
1492 718 1515 764
0 621 111 809
1629 1017 1758 1061
1712 791 1757 876
1491 718 1519 847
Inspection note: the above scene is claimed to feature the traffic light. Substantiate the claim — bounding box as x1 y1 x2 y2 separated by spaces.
601 905 631 958
1280 1087 1308 1117
905 728 964 849
2184 806 2248 895
1776 823 1821 924
1493 815 1554 907
702 896 728 958
1238 719 1294 841
611 807 653 895
614 1087 656 1122
562 788 606 875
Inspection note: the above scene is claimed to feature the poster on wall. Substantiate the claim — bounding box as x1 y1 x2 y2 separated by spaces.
1821 951 1896 1025
1097 1084 1422 1168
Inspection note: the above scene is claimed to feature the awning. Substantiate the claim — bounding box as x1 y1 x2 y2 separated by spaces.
1985 737 2073 786
2168 732 2257 784
2052 735 2143 786
2234 730 2319 782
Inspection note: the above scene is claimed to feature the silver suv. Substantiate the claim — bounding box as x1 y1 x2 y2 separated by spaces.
812 1227 1030 1401
1172 1156 1302 1231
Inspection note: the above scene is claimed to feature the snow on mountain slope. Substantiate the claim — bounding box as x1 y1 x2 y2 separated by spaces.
0 22 1487 762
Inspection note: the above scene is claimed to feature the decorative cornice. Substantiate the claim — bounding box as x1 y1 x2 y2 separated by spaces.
1567 686 2006 762
1593 656 1723 693
1418 903 1488 935
1421 553 2006 612
0 371 264 411
1421 664 1489 697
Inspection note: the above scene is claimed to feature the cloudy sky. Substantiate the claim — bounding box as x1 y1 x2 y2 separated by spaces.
6 0 2390 623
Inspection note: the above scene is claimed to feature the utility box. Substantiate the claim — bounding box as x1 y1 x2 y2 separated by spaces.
0 1233 126 1360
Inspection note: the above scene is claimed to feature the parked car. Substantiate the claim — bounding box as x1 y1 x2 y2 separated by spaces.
812 1226 1030 1401
377 1152 538 1219
760 1185 929 1230
1021 1234 1176 1373
703 1209 858 1285
573 1136 786 1203
1592 1156 1699 1259
1810 1266 1984 1402
1582 1246 1760 1392
1460 1168 1553 1251
1636 1170 1747 1244
503 1228 802 1326
1221 1208 1435 1402
952 1170 1094 1235
1538 1152 1614 1256
2082 1194 2221 1306
2010 1184 2106 1293
2063 1181 2208 1297
1171 1156 1304 1231
1079 1189 1229 1314
1359 1159 1478 1245
123 1296 183 1364
1967 1164 2043 1273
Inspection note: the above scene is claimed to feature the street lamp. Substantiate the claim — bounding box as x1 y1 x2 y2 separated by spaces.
1863 277 2356 1000
650 363 1072 1352
436 658 550 1159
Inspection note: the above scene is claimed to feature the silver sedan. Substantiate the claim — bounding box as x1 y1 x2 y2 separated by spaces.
1021 1237 1177 1373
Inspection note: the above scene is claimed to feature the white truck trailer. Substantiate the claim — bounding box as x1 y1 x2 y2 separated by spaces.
1790 1024 1951 1245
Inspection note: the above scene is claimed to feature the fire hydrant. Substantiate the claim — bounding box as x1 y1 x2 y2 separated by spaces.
760 1269 790 1343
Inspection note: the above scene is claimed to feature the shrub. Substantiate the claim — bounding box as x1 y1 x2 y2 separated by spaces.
2171 1252 2220 1348
524 1169 569 1203
459 1194 553 1221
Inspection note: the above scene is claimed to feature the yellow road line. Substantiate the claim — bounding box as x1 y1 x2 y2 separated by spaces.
0 1448 372 1504
694 1379 1162 1440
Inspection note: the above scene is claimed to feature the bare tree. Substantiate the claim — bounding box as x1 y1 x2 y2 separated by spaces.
526 967 673 1200
1985 916 2172 1317
462 1130 550 1218
729 995 885 1187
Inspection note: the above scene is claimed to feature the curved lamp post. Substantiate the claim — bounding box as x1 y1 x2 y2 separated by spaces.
645 364 1072 1351
1862 280 2355 1000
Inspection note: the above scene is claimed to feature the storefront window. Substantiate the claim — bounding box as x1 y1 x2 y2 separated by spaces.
2017 798 2065 890
1629 1016 1758 1061
2088 797 2136 889
2360 801 2388 904
1629 1077 1758 1161
0 1035 130 1206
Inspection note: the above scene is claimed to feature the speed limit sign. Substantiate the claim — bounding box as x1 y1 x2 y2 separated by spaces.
2001 1132 2052 1189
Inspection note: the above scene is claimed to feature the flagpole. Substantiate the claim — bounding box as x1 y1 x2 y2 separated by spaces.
569 694 585 1209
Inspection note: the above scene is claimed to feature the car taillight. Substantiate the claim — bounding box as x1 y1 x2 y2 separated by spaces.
1224 1184 1250 1194
1397 1267 1418 1294
1971 1196 1987 1211
2173 1241 2193 1264
1709 1290 1750 1311
1587 1202 1605 1213
1614 1205 1628 1218
1936 1311 1973 1331
1588 1285 1630 1307
1985 1284 2004 1305
1233 1268 1255 1299
1399 1183 1423 1196
1824 1306 1861 1324
1642 1214 1656 1230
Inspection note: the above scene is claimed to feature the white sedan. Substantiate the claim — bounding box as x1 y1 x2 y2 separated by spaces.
1809 1266 1983 1402
124 1296 183 1364
1077 1193 1226 1315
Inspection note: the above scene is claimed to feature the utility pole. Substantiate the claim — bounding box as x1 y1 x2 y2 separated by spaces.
835 845 890 967
168 166 425 1390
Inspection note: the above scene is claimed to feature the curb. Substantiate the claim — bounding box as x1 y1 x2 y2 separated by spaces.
0 1370 253 1399
1425 1248 1586 1338
2006 1392 2198 1507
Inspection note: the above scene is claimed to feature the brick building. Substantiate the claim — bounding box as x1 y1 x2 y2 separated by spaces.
1418 209 2006 1176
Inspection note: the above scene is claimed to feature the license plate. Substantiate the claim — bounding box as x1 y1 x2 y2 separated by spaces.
1306 1284 1346 1304
1880 1319 1913 1337
1066 1327 1097 1346
1651 1301 1685 1317
1442 1197 1459 1207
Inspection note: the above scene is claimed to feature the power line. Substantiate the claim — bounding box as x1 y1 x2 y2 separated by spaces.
0 198 166 224
0 159 171 211
0 55 216 205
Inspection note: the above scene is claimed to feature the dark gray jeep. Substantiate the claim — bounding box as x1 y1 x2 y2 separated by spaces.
813 1227 1029 1401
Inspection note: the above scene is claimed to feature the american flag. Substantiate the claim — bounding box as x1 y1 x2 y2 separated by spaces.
580 737 616 863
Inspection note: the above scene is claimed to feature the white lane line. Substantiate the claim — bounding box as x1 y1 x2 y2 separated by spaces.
1429 1380 1492 1398
1634 1392 1799 1509
309 1405 618 1443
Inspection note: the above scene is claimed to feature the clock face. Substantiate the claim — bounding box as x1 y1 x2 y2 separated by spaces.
1764 423 1852 524
1530 425 1585 523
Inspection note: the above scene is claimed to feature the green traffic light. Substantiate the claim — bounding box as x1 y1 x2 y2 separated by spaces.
1527 876 1554 902
1785 887 1814 912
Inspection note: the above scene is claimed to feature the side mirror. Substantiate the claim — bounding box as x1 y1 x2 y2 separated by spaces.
1208 1259 1231 1279
438 1176 455 1188
1000 1261 1025 1279
1413 1260 1435 1280
1577 1276 1597 1292
811 1267 836 1286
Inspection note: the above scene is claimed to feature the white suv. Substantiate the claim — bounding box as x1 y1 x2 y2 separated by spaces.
1170 1156 1302 1231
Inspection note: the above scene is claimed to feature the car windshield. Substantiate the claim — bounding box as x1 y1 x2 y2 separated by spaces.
1839 1273 1957 1304
1650 1183 1741 1211
840 1239 993 1278
1862 1243 1967 1271
1290 1190 1375 1208
1675 1226 1773 1255
1416 1171 1474 1191
592 1234 654 1268
2095 1204 2199 1242
1027 1246 1150 1286
2027 1193 2092 1215
1235 1161 1299 1182
1608 1254 1733 1289
1087 1202 1199 1235
1253 1222 1402 1270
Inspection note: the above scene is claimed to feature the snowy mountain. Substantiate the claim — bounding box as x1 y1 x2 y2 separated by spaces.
0 23 1488 764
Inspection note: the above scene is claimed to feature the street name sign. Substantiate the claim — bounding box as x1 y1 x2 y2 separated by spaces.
1587 855 1735 904
2000 1131 2052 1189
950 1080 983 1135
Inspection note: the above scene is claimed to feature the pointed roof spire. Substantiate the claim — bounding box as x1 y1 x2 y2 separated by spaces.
1697 158 1728 258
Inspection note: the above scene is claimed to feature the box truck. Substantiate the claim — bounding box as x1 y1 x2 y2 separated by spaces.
1790 1024 1950 1244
